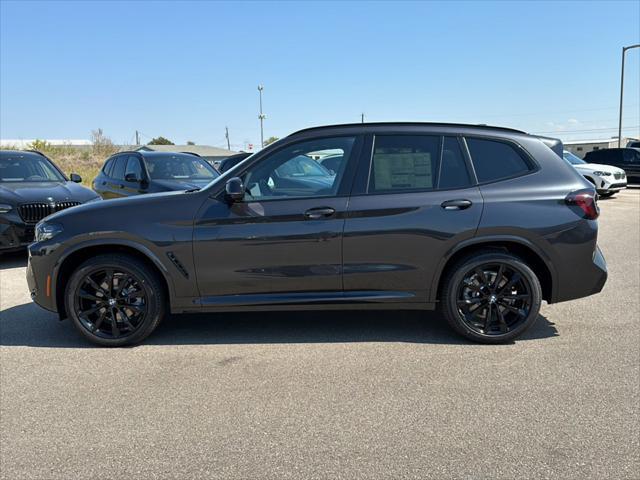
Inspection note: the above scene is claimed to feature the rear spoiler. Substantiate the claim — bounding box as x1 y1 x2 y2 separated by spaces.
533 135 563 158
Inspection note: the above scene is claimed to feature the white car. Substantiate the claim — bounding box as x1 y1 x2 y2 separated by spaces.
563 150 627 198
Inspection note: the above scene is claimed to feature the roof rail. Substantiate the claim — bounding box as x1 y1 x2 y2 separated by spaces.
23 149 48 158
179 151 201 157
290 122 527 136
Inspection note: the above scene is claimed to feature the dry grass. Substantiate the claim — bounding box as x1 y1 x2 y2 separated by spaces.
1 134 127 187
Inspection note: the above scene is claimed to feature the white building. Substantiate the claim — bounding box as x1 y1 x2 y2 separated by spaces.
563 137 637 158
0 139 92 148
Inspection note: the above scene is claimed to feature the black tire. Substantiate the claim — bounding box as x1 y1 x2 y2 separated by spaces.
65 254 166 347
439 251 542 344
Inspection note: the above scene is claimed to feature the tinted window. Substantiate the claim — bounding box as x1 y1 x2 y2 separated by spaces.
563 151 586 165
124 155 143 180
466 138 531 183
623 149 640 163
144 154 218 180
439 137 471 189
111 155 127 180
369 135 440 192
0 152 65 182
103 158 115 176
242 136 355 200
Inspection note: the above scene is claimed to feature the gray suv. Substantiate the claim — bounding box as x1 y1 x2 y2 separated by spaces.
27 123 607 346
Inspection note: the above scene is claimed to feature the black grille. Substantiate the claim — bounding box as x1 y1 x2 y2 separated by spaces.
614 172 625 180
18 201 81 224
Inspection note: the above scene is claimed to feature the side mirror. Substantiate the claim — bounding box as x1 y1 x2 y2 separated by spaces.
225 177 245 202
124 173 141 183
70 173 82 183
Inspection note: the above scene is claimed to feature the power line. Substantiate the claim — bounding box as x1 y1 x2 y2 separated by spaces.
533 125 640 135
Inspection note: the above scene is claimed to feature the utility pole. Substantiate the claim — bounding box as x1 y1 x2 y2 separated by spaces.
258 85 266 148
225 126 231 150
618 44 640 147
135 130 140 145
361 113 365 123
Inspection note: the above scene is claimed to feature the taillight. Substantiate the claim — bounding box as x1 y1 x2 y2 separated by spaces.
565 188 599 220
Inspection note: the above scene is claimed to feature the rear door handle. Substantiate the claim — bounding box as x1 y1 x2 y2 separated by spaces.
304 207 336 219
441 199 472 210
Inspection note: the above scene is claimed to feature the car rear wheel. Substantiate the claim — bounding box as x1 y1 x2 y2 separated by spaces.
65 254 165 346
440 252 542 344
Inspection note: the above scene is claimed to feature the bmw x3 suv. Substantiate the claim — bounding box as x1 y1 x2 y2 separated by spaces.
27 123 607 346
563 150 627 197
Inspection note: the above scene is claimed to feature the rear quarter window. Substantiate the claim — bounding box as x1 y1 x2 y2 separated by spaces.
465 137 532 183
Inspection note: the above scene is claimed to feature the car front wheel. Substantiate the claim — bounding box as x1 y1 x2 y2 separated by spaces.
440 252 542 344
65 254 166 346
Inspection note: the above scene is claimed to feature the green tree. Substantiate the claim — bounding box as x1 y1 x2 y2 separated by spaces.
264 136 279 146
148 136 174 145
186 140 196 145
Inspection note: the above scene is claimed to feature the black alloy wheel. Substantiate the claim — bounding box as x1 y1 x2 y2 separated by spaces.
66 254 165 346
74 268 147 339
440 252 542 343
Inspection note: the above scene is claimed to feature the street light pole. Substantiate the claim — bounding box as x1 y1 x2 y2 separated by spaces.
618 44 639 147
258 85 265 148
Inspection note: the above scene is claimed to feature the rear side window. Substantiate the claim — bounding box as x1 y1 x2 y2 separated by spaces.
369 135 440 192
466 138 532 183
103 158 115 177
623 149 640 163
111 156 126 180
439 137 471 189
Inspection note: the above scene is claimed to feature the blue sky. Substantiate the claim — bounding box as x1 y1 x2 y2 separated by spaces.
1 0 639 149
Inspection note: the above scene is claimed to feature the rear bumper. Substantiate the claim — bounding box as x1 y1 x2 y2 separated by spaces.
550 245 607 303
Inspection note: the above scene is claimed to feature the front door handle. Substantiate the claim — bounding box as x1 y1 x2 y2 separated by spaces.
441 199 472 210
304 207 336 219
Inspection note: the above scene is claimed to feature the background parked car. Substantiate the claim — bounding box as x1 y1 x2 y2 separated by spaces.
93 151 219 199
626 140 640 148
217 152 253 174
563 150 627 197
584 148 640 183
0 150 99 252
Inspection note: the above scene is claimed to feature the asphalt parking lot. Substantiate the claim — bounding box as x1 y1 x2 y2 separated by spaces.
1 188 639 479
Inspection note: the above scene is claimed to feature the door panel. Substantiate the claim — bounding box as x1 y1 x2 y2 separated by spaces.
193 196 347 299
343 188 483 302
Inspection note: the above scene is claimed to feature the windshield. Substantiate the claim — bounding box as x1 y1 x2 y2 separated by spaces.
144 154 219 181
563 151 586 165
0 152 65 182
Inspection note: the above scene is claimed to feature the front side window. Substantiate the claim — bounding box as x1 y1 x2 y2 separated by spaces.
241 136 355 201
369 135 440 193
124 156 143 180
623 149 640 163
144 154 219 180
466 138 532 183
0 152 65 182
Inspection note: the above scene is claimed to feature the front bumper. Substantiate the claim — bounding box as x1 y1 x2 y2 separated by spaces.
26 243 59 313
1 214 35 252
596 178 627 193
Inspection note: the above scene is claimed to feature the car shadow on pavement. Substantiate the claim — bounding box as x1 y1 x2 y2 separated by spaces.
0 251 28 270
0 301 558 348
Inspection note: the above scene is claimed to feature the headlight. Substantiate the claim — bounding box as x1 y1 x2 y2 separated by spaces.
592 171 611 176
0 203 12 213
35 222 63 242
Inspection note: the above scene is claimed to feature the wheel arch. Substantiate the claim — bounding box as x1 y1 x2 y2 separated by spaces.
430 236 556 303
54 240 174 319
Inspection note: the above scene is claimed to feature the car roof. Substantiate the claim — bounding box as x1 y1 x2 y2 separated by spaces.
0 150 48 159
111 150 206 159
289 122 527 138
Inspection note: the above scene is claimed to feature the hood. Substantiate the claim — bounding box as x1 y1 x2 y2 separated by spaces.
153 178 214 191
0 180 99 204
572 163 626 175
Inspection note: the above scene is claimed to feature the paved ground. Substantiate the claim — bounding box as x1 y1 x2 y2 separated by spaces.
1 189 639 480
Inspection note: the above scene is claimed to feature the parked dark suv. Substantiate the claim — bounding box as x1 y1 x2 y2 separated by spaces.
27 123 607 346
584 148 640 182
93 150 219 199
1 150 99 252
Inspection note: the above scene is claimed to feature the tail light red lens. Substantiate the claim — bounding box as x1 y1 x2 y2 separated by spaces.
565 188 599 220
